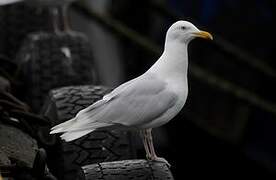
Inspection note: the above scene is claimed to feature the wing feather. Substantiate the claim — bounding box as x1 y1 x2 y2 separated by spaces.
50 73 178 135
72 73 177 127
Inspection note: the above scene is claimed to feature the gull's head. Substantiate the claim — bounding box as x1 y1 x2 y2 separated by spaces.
165 20 213 44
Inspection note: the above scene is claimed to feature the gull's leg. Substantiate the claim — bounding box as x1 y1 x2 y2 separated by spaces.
140 130 151 160
145 128 171 167
145 129 157 158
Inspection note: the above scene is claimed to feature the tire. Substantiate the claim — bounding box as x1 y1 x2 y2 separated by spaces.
41 85 137 180
80 159 174 180
0 122 38 168
16 31 98 112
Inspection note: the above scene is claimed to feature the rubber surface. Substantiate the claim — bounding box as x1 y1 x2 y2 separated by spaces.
42 85 137 180
16 31 98 112
0 122 38 168
81 159 174 180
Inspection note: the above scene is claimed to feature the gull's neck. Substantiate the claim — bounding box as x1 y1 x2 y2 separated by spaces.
147 41 188 81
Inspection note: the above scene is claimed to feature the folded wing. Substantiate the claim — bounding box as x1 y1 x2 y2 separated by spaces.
50 73 177 141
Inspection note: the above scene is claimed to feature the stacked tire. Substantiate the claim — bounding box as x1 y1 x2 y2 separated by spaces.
41 85 137 180
16 31 98 112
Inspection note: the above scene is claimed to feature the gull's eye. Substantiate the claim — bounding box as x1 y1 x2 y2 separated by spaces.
181 26 186 30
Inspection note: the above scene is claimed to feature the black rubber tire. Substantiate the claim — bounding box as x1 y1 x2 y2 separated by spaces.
41 85 138 180
0 122 38 168
80 159 174 180
16 31 98 112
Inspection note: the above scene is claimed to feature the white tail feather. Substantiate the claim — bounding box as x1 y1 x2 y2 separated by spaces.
50 127 64 134
51 118 75 131
65 122 110 132
60 129 95 142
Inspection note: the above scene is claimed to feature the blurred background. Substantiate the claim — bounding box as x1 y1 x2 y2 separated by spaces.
1 0 276 179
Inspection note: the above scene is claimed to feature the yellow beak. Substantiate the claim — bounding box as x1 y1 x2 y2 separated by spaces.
193 31 213 40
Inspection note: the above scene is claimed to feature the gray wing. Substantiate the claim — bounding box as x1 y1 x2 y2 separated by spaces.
59 73 178 131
